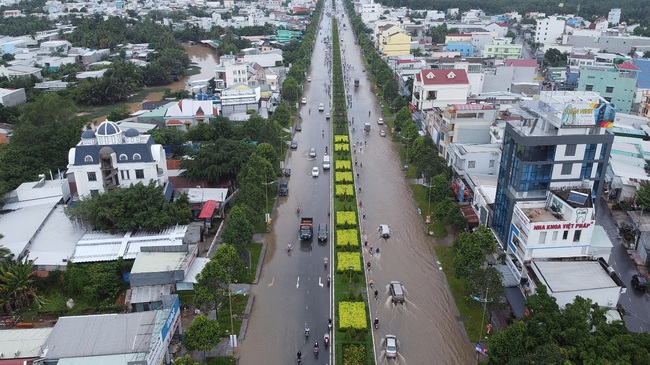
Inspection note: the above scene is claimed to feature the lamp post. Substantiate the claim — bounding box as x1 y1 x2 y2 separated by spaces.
262 178 276 223
402 136 413 168
348 265 354 283
472 288 493 364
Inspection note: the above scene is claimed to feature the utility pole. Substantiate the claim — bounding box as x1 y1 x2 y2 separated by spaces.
473 287 492 364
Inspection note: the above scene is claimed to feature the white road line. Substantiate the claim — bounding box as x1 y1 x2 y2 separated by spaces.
319 277 324 287
268 277 275 287
296 277 300 289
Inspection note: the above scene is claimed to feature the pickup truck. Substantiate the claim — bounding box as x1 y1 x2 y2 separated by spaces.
300 217 314 240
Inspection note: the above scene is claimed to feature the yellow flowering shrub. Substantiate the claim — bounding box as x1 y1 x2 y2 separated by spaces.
339 302 367 329
336 229 359 247
337 252 362 272
335 172 354 183
335 185 354 197
336 160 352 171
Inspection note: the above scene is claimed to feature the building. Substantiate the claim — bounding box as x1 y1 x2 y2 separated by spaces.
36 295 181 365
0 87 26 106
164 99 218 130
483 38 522 59
566 53 596 85
66 121 170 200
640 90 650 119
0 122 13 144
535 16 566 44
633 58 650 114
0 328 53 364
446 143 501 178
443 42 474 57
430 103 497 156
411 69 470 111
215 56 249 89
607 8 621 25
576 62 639 114
377 26 411 57
491 91 615 248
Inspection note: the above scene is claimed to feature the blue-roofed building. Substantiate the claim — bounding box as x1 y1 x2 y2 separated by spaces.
66 121 170 200
633 58 650 116
443 42 474 57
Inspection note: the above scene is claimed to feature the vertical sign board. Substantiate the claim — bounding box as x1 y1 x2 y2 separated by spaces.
147 296 180 365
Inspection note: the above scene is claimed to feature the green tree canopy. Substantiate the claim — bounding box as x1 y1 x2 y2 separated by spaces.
181 139 255 183
183 314 220 360
451 226 496 278
220 205 254 254
635 182 650 211
65 183 190 231
281 77 300 106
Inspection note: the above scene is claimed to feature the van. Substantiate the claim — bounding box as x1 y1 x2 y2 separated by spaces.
278 180 288 196
389 281 405 304
322 155 331 170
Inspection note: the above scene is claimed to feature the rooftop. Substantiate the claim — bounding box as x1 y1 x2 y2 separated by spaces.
0 328 53 359
532 260 619 292
131 251 190 274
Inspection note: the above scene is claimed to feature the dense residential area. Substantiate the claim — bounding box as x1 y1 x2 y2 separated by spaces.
0 0 650 364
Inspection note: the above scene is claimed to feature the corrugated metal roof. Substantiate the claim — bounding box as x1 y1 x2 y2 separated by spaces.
131 252 189 274
41 313 156 359
0 328 52 359
533 260 617 293
57 353 148 365
126 284 173 304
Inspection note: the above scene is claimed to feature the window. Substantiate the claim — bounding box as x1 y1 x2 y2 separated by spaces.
585 85 594 91
573 230 582 242
135 169 144 179
133 153 141 161
552 231 558 241
605 86 614 93
561 163 572 175
426 91 438 100
87 172 97 181
468 161 476 169
120 170 130 180
84 155 93 163
538 231 547 244
489 160 495 167
90 190 99 197
119 154 128 161
565 144 576 156
562 230 569 240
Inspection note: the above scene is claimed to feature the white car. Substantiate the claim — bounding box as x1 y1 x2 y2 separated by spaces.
312 167 320 177
318 103 324 111
379 129 387 137
377 117 384 125
326 113 330 120
309 147 317 158
384 335 398 358
301 98 307 104
379 224 390 238
307 76 312 82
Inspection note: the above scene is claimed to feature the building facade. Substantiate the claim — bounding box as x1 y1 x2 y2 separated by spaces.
430 103 497 156
576 62 639 114
66 121 169 200
491 92 615 247
411 69 470 111
483 38 522 59
535 16 566 44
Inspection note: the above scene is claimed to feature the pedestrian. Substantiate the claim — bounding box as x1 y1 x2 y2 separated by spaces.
364 240 368 247
369 246 373 255
376 247 380 254
374 289 379 299
363 212 366 220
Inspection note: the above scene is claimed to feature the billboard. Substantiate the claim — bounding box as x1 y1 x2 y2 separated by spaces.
561 102 617 128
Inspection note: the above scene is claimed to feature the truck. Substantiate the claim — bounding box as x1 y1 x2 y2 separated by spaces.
300 217 314 240
323 155 331 170
364 122 371 134
354 78 359 87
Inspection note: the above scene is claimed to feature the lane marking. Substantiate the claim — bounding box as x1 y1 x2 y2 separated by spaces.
296 277 300 289
268 277 274 287
319 277 323 287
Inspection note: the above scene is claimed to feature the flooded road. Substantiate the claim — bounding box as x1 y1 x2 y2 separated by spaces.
335 3 475 364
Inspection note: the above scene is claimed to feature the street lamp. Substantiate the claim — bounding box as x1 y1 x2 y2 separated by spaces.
402 136 413 168
262 178 276 223
472 288 493 364
348 265 354 283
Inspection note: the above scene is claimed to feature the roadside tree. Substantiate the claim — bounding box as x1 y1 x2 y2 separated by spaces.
221 205 254 254
183 314 220 362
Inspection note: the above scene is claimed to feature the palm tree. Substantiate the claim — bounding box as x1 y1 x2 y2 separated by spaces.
0 257 42 314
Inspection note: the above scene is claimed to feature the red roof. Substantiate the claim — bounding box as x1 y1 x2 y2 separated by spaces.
198 200 217 219
452 104 494 110
460 204 479 227
416 69 469 85
397 59 415 64
447 33 472 37
167 159 181 170
617 61 639 71
505 59 538 68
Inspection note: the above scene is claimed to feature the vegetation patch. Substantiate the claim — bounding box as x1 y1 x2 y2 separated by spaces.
342 344 367 365
335 143 350 152
339 301 367 329
336 210 356 226
336 160 352 171
336 229 360 248
335 135 349 143
335 185 355 198
336 252 362 272
335 171 354 183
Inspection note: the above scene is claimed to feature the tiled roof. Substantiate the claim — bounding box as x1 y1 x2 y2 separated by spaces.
505 59 538 68
416 69 469 85
616 61 639 71
452 104 494 110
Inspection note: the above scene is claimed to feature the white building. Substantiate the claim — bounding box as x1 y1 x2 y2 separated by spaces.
215 57 249 88
0 87 26 106
446 143 501 178
66 121 169 200
607 8 621 26
411 69 470 111
430 103 497 157
535 16 566 44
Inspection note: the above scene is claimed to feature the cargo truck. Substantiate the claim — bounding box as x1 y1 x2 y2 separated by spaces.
300 217 314 240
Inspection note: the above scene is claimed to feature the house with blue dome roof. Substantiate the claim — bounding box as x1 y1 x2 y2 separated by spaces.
66 121 171 200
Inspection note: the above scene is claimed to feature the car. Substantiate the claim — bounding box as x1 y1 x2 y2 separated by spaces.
295 124 302 132
307 76 312 82
283 168 291 177
278 180 288 196
384 335 398 359
377 117 384 125
378 224 390 238
301 98 307 104
318 103 324 111
309 147 317 158
312 166 319 177
379 129 386 137
389 281 405 304
317 223 328 242
326 113 330 120
290 140 298 150
632 274 647 291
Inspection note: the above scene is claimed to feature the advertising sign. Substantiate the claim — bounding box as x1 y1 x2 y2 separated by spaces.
561 103 596 126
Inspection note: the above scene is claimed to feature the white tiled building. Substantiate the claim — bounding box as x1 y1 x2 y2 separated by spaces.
66 121 169 200
535 16 566 44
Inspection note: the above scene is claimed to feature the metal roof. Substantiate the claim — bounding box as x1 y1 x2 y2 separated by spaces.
532 260 618 293
0 200 58 256
130 251 189 274
0 328 52 359
29 205 86 268
40 312 157 359
126 284 173 305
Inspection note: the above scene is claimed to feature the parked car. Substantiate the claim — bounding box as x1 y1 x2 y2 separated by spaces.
378 224 390 238
278 180 288 196
377 117 384 125
326 113 330 120
319 103 324 111
312 166 320 177
309 147 317 158
283 168 291 177
307 76 312 82
301 97 307 104
632 274 647 291
384 335 398 358
295 124 302 132
290 140 298 150
318 223 328 242
379 129 386 137
389 281 405 303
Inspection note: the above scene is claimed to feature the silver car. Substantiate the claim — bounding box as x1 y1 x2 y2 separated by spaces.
389 281 405 304
384 335 398 358
309 148 317 158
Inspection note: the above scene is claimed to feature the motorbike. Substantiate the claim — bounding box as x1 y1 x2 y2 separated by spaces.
305 325 310 338
297 206 301 215
327 275 330 287
374 318 379 330
328 319 333 332
324 333 330 347
287 243 293 254
324 257 328 268
313 342 319 356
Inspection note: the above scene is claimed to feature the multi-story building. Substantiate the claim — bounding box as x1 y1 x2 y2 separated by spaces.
430 103 497 156
565 53 596 85
491 91 615 247
640 90 650 120
66 121 169 200
215 56 249 89
607 8 621 25
443 42 474 57
633 58 650 114
535 16 566 44
576 61 639 114
446 143 501 178
483 38 522 59
380 29 411 57
411 69 470 111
